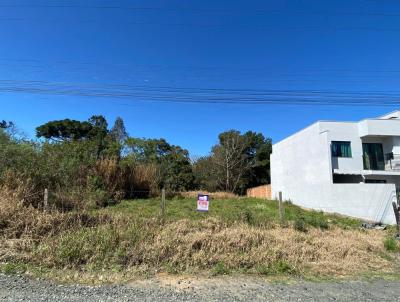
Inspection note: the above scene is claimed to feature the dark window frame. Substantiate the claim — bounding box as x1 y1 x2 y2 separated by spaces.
331 141 352 158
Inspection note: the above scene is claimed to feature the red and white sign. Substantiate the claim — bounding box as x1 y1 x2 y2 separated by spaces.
197 194 209 212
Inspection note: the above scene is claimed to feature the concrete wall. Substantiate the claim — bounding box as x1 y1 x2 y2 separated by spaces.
271 122 332 205
325 184 396 224
246 185 271 199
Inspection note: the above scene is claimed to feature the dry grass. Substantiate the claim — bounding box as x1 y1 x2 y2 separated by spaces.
95 159 159 199
147 219 392 276
0 190 110 264
181 191 238 199
27 217 397 278
1 190 399 280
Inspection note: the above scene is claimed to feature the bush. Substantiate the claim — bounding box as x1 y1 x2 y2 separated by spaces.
0 131 158 211
306 214 329 230
384 237 398 252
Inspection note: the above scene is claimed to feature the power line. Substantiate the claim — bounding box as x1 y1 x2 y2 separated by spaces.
0 79 399 107
1 4 400 17
2 16 400 32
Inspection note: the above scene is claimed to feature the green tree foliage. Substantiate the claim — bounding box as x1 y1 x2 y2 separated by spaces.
125 137 194 192
193 130 272 194
0 120 14 129
36 119 93 142
192 156 218 192
243 131 272 188
110 117 128 143
3 114 272 210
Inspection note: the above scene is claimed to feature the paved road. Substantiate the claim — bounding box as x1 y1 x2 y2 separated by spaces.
1 273 400 302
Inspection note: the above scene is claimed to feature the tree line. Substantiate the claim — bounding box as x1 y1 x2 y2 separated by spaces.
0 116 271 209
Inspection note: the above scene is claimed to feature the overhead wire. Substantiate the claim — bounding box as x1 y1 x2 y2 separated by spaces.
0 79 399 106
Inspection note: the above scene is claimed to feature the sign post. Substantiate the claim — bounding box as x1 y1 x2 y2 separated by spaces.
197 194 210 212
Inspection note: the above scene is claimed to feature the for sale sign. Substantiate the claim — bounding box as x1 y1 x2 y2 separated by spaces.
197 194 210 212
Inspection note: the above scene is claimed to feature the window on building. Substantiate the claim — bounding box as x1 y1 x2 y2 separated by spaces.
331 141 352 158
333 174 363 183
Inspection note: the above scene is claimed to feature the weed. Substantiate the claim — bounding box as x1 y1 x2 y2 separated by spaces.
384 237 398 252
243 209 254 225
257 261 295 275
294 217 308 232
1 263 27 275
212 262 230 275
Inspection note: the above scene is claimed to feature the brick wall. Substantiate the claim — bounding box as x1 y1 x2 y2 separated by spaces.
246 185 271 199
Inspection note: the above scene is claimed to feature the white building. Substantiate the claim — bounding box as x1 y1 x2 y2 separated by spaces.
271 110 400 224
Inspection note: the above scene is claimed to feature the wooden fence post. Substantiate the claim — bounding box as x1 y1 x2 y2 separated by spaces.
161 188 166 220
44 188 48 211
278 191 284 224
393 202 400 238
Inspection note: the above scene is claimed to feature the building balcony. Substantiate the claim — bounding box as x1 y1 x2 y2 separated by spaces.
363 153 400 172
358 119 400 137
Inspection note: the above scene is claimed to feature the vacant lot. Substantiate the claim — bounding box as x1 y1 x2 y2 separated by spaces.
1 195 399 283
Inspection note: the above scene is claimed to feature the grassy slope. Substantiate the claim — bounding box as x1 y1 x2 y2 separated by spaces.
99 197 361 229
2 197 399 283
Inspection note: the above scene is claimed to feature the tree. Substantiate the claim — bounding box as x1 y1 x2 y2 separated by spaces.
125 137 194 191
36 119 93 142
243 131 272 188
0 120 14 129
207 130 272 194
110 117 128 143
192 156 218 191
87 115 109 158
211 130 250 193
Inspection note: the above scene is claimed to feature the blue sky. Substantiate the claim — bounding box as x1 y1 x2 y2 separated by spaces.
1 0 400 155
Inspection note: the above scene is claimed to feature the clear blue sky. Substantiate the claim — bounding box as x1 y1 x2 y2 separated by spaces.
1 0 400 155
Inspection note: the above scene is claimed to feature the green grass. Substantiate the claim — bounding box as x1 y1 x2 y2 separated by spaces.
257 260 296 276
97 197 361 229
384 237 399 252
212 262 230 275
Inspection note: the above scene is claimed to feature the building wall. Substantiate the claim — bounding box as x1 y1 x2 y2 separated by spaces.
271 122 332 207
271 121 397 224
319 122 364 172
358 119 400 137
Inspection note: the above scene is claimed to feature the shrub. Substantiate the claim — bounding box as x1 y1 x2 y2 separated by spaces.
306 214 329 230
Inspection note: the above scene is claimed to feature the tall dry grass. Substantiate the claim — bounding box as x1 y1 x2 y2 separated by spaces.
95 158 159 199
0 189 110 263
145 219 391 276
30 217 394 277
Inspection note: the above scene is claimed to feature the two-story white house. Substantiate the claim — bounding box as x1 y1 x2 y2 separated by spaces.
271 110 400 224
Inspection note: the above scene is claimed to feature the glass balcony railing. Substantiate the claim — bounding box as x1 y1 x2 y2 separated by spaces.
363 153 400 171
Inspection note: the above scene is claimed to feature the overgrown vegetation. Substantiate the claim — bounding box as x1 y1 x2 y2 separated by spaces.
0 117 272 213
1 118 399 282
1 192 399 281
